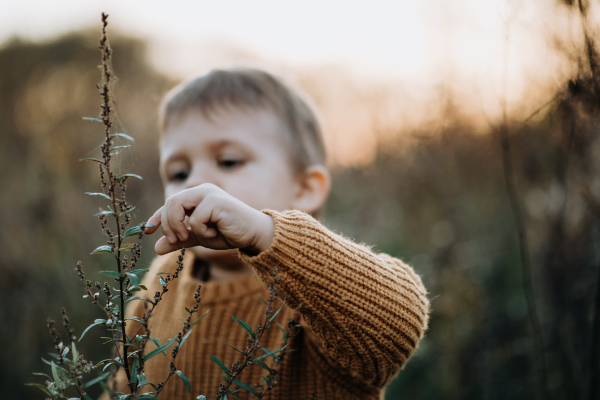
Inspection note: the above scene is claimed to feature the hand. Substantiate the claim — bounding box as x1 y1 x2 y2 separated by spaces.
144 184 274 256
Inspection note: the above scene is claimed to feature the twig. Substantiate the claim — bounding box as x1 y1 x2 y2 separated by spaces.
499 10 549 398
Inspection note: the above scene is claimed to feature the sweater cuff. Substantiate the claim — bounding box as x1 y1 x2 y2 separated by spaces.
236 209 310 287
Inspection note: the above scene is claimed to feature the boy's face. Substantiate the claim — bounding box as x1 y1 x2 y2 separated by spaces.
159 107 301 263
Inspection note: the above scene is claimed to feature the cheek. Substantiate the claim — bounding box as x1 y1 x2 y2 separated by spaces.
164 185 180 201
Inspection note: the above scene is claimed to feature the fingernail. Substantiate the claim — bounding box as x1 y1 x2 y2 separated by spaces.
167 236 174 244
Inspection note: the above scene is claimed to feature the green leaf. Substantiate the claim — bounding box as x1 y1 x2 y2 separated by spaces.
79 320 106 342
85 192 111 201
232 316 255 339
91 246 113 255
82 117 103 122
110 145 131 153
41 357 53 367
51 362 62 383
269 296 286 323
210 354 230 375
148 337 167 356
136 373 155 390
125 296 146 304
128 268 149 275
71 342 78 361
255 360 272 373
257 296 268 305
31 372 51 379
24 383 51 396
126 316 144 324
123 206 137 215
259 346 275 361
79 157 103 163
189 310 210 329
121 173 143 180
100 270 123 277
217 339 245 355
175 370 191 393
95 210 117 217
55 363 69 380
94 358 117 368
83 372 110 389
123 226 144 238
126 273 140 287
110 133 135 141
253 345 288 362
131 358 139 386
144 337 176 361
138 395 159 400
233 380 257 395
179 330 193 349
160 277 167 287
119 243 136 251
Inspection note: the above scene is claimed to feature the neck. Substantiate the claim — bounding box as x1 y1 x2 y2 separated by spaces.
191 247 253 283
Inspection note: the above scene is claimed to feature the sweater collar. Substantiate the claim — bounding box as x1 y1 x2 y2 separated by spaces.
172 249 266 306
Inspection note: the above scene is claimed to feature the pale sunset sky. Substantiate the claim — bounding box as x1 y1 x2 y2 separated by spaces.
2 0 593 164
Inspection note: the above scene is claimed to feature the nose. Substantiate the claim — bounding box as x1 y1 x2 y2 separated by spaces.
185 164 219 190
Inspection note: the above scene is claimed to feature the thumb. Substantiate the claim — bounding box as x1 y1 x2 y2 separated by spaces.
144 206 163 235
154 233 200 255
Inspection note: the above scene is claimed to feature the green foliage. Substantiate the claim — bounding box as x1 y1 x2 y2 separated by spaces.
90 246 113 255
143 337 177 362
85 192 112 201
26 13 208 400
174 370 191 393
231 316 256 339
210 355 230 375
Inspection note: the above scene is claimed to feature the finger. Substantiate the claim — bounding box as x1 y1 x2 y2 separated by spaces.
160 200 178 245
154 231 200 255
166 195 193 242
188 197 219 239
144 207 163 235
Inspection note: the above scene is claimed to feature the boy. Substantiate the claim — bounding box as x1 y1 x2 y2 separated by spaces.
113 68 429 399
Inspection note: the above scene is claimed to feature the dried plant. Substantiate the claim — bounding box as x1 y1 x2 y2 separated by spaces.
27 12 296 400
198 268 300 400
27 13 207 400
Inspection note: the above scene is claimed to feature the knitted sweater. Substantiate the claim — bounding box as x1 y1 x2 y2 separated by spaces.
109 209 429 399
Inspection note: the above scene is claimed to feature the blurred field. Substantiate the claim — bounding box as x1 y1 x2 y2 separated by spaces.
2 6 600 399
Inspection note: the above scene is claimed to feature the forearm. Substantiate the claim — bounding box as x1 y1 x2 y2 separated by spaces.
238 209 430 386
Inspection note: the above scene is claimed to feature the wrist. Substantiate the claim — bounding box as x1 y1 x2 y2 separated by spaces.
244 212 274 256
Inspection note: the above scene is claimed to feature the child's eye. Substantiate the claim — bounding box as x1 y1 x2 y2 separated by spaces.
170 170 190 182
218 159 244 169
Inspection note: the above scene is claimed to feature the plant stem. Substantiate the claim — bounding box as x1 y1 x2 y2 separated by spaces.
499 122 549 399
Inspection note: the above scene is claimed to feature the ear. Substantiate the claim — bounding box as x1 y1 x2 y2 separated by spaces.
291 165 331 214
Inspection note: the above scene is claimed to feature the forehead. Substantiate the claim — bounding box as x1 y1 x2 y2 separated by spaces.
160 107 291 160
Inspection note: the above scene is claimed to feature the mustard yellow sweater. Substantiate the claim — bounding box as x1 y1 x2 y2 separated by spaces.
109 209 429 399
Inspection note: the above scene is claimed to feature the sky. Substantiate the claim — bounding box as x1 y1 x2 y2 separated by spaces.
1 0 590 164
2 1 574 81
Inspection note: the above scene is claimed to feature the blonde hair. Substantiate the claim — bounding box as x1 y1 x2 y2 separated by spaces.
158 67 327 172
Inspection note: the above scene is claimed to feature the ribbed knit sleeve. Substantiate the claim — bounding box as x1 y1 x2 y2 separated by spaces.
237 209 430 388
